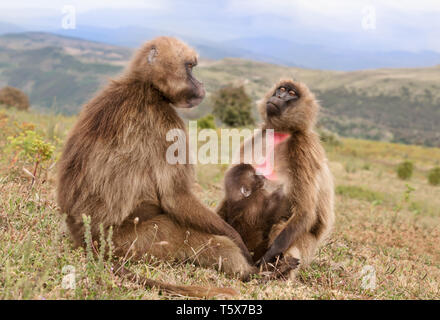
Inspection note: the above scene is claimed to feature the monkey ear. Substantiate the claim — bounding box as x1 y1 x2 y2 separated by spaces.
240 186 252 198
147 47 158 64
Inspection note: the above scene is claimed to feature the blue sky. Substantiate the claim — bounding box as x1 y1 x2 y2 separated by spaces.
1 0 439 52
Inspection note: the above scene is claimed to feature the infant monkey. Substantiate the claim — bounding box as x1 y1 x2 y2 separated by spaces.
217 164 298 272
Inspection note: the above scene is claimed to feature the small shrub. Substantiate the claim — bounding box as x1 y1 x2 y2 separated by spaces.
397 161 413 180
428 167 440 186
197 114 216 130
0 86 30 111
211 85 254 127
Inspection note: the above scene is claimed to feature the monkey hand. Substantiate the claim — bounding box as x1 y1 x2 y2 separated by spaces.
256 245 283 267
257 256 300 281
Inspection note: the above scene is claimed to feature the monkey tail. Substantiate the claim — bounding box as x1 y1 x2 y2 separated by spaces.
114 263 238 298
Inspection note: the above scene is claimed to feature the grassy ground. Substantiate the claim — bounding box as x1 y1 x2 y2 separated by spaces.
0 106 439 299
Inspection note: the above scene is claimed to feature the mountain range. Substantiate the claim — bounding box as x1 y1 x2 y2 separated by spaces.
54 25 440 71
1 20 439 71
0 31 439 147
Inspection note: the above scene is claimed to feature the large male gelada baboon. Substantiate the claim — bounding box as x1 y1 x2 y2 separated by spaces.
236 79 335 277
56 37 254 297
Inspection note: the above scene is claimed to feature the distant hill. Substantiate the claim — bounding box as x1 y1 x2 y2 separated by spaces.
53 25 277 64
0 32 439 147
0 32 131 114
53 25 440 71
224 36 440 70
0 22 24 35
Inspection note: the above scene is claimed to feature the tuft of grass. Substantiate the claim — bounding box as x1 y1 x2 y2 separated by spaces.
336 185 385 204
428 167 440 186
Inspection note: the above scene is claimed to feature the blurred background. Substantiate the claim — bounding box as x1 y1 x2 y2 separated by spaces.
0 0 439 146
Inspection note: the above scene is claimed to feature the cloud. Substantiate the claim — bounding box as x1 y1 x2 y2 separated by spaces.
225 0 440 51
0 0 438 52
0 0 167 12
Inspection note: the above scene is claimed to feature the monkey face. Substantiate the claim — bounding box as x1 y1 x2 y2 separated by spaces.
225 164 265 202
261 79 319 132
131 37 206 108
266 84 299 117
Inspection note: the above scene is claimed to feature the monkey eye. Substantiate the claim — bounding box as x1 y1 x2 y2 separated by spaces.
289 90 296 96
240 186 252 198
279 87 286 92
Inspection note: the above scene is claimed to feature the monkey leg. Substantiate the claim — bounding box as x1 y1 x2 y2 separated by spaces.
268 221 319 280
65 214 84 248
283 233 318 280
112 215 255 280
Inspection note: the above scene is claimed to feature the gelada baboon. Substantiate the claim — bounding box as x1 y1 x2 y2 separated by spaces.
237 79 335 277
56 36 254 297
217 164 291 262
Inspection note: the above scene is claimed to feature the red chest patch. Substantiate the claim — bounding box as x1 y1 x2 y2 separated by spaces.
253 132 290 181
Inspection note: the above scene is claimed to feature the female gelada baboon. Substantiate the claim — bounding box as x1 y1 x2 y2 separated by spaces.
56 37 254 297
237 79 335 277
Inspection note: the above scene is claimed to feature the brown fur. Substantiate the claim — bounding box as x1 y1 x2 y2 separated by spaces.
238 79 335 277
217 164 290 262
56 36 254 298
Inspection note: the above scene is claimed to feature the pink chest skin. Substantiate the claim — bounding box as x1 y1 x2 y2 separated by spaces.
253 132 290 181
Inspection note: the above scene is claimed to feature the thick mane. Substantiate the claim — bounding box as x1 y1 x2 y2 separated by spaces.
56 36 254 296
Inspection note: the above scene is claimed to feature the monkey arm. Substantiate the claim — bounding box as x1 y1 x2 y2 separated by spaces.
258 181 318 265
216 200 228 220
161 190 253 263
258 213 308 265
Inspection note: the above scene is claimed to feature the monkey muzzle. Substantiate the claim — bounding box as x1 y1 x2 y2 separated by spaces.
266 97 283 116
177 83 206 108
187 82 205 108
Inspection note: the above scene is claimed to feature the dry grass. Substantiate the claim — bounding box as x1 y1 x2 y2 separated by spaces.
0 105 439 299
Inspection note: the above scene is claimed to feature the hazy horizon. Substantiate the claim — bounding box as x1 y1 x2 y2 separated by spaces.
0 0 439 54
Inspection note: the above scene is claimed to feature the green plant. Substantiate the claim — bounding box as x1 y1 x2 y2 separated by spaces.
428 167 440 186
211 85 254 127
197 114 216 130
7 130 55 184
344 160 358 173
403 184 415 202
397 161 413 180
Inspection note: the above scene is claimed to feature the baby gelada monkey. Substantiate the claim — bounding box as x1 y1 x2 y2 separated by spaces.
217 164 291 262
